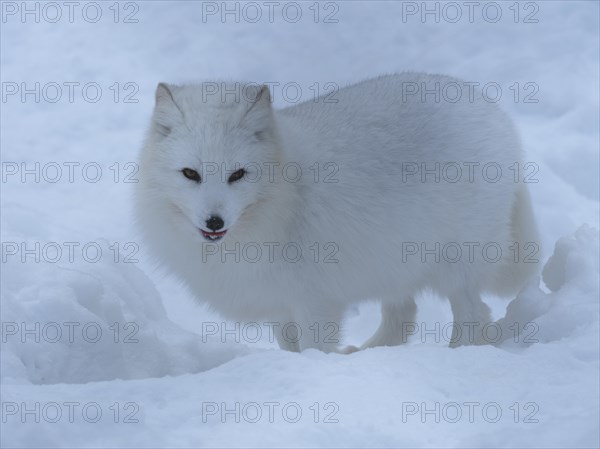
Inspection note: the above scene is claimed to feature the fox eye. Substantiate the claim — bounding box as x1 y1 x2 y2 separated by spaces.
181 168 201 182
228 168 246 184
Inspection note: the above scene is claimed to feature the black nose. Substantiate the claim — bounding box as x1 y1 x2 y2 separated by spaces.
206 215 225 231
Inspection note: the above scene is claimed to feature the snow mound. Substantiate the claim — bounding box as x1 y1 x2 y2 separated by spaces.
495 224 599 348
1 240 249 385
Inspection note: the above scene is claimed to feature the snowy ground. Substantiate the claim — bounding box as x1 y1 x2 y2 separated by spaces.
1 1 599 447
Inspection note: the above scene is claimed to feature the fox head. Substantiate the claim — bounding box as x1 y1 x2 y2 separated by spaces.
137 82 285 243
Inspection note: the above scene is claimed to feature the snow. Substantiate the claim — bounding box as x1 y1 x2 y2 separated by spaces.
1 1 598 447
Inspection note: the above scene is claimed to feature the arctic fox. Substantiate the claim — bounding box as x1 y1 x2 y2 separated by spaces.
135 73 540 353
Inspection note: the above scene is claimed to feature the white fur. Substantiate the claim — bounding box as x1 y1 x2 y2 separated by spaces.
135 73 540 352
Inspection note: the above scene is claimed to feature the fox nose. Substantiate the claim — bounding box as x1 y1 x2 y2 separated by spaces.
206 215 225 231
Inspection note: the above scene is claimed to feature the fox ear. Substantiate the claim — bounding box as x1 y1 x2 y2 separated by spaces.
153 83 182 137
155 82 177 107
242 84 272 126
254 85 271 104
242 85 274 141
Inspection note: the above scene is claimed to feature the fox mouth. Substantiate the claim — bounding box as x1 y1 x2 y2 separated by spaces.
199 228 227 242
